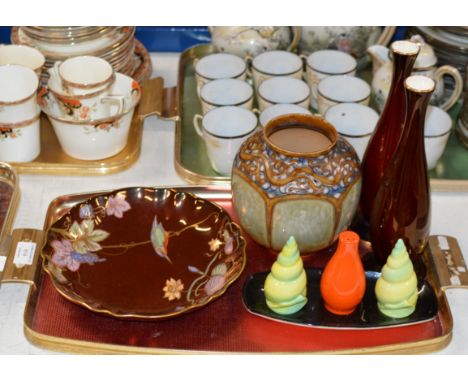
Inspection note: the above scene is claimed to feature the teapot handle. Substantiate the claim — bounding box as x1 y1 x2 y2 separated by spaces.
375 26 396 46
287 26 301 52
435 65 464 111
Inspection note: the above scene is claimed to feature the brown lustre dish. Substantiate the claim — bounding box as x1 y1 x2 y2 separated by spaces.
232 113 361 253
41 187 246 320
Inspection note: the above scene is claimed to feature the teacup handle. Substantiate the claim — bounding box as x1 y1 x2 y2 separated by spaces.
434 65 464 111
287 26 301 52
100 95 126 115
50 61 64 89
193 113 204 137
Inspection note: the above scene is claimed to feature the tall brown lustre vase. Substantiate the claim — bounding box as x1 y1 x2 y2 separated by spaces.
370 75 435 272
360 41 420 221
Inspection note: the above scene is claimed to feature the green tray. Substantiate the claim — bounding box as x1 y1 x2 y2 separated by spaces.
173 44 468 191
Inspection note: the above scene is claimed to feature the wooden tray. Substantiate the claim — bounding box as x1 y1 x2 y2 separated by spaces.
1 185 467 354
172 44 468 191
7 77 166 176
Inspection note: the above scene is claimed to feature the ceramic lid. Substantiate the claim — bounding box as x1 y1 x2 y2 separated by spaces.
410 35 438 69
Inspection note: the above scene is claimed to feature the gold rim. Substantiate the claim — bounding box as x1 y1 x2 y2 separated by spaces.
48 76 114 100
42 81 141 126
0 110 41 129
0 83 39 106
40 187 247 320
11 26 135 60
60 69 114 90
22 322 452 355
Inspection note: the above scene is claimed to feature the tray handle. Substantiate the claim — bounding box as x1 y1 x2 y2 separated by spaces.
0 228 44 288
427 235 468 291
137 77 179 121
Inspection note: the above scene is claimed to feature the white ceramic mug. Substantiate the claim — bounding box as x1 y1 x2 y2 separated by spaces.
259 103 312 128
257 77 310 112
0 65 39 124
0 44 45 76
251 50 303 88
324 103 379 161
317 75 371 115
0 107 41 162
304 50 357 110
195 53 247 94
199 78 254 115
193 106 258 175
424 106 452 170
47 56 124 121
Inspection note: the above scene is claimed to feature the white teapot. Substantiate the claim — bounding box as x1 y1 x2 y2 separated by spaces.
299 26 396 62
209 26 300 58
369 35 463 112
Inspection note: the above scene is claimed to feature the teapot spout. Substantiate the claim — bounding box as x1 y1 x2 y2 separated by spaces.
367 45 390 75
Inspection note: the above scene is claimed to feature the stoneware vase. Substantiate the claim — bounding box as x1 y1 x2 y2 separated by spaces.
231 113 362 253
320 230 366 315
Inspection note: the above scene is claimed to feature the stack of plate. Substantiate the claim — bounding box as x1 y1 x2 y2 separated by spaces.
408 26 468 84
11 26 151 83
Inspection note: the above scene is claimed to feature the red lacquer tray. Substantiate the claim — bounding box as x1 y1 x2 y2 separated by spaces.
2 186 468 354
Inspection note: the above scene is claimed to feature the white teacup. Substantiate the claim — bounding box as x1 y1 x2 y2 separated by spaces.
257 77 310 112
317 75 371 115
48 56 124 121
259 103 312 128
425 106 452 170
324 103 379 161
304 50 357 110
0 44 45 76
195 53 247 94
251 50 303 88
52 56 114 95
0 107 41 162
0 65 39 124
193 106 258 175
199 78 253 114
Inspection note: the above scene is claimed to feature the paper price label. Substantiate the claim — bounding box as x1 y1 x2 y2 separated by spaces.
0 255 6 272
13 241 36 267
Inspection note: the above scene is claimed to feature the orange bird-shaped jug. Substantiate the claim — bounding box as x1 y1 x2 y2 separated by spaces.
320 231 366 315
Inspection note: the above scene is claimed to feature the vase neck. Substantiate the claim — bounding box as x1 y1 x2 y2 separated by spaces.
387 50 418 102
399 80 434 149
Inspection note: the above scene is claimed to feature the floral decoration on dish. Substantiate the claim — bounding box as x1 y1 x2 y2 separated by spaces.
42 187 246 320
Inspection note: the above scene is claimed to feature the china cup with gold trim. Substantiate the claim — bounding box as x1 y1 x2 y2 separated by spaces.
199 78 254 115
193 106 258 175
0 107 41 162
0 65 39 124
304 49 357 110
48 56 125 120
257 76 310 111
0 44 45 76
317 75 370 115
251 50 303 89
194 53 247 95
39 72 141 160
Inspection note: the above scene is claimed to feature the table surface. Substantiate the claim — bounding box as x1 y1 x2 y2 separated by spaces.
0 52 467 355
